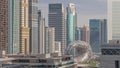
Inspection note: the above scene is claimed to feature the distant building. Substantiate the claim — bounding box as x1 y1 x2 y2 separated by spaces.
100 40 120 68
29 0 39 54
48 3 66 55
108 0 120 41
45 27 55 54
20 0 30 55
81 25 90 44
75 27 81 41
8 0 20 54
90 19 107 53
66 3 76 46
39 14 45 54
55 41 61 54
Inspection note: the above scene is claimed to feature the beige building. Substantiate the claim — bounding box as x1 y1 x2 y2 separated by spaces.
20 0 30 54
81 25 90 44
45 27 55 53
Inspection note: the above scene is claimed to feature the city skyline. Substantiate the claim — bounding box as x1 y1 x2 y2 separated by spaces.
39 0 107 26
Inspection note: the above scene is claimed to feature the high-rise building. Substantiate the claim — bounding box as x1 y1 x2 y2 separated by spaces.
29 0 39 54
0 0 8 53
40 14 45 54
81 25 90 44
108 0 120 41
20 0 30 54
45 27 55 54
90 19 107 53
8 0 20 54
66 3 76 46
75 27 81 41
48 3 66 55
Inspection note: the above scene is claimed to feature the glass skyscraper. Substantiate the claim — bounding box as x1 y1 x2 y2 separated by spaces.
8 0 20 54
108 0 120 41
90 19 107 53
66 3 76 46
49 3 66 55
29 0 39 54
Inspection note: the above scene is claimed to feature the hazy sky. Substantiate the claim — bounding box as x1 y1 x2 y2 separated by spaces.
38 0 107 27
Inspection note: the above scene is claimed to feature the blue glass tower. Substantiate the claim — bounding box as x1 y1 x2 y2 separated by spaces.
66 3 76 46
90 19 107 53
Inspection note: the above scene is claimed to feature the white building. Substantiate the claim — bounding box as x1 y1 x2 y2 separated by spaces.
45 27 55 54
108 0 120 41
100 40 120 68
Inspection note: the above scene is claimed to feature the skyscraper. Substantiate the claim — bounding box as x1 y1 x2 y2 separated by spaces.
45 27 55 54
48 3 66 55
8 0 20 54
108 0 120 41
29 0 39 54
66 3 76 46
90 19 107 53
81 25 90 44
20 0 30 54
75 27 81 41
37 10 46 54
0 0 8 53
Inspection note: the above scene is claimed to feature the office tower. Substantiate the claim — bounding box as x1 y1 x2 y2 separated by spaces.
29 0 39 54
66 3 76 46
0 0 8 53
81 25 90 44
100 40 120 68
48 3 66 55
20 0 30 54
75 27 81 41
90 19 107 53
45 27 55 54
108 0 120 41
40 14 45 54
38 10 41 54
8 0 20 54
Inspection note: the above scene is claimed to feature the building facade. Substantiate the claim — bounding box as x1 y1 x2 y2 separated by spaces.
100 40 120 68
75 27 81 41
48 3 66 55
81 25 90 44
45 27 55 54
66 3 76 46
90 19 107 53
19 0 30 55
8 0 20 54
108 0 120 41
29 0 39 54
0 0 8 53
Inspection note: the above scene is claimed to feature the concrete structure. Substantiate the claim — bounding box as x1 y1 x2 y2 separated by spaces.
20 0 30 55
29 0 39 54
45 27 55 54
108 0 120 41
81 25 90 44
66 3 76 46
90 19 107 53
100 40 120 68
8 0 20 54
0 54 77 68
48 3 66 55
